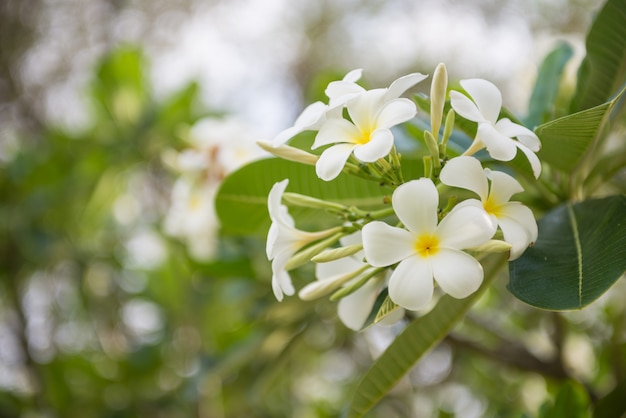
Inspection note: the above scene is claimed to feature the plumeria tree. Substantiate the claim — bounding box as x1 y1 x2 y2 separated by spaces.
216 0 626 415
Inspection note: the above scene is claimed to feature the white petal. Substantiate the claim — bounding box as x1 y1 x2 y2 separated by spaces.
315 143 356 181
392 179 438 235
271 252 295 301
498 203 538 260
385 72 428 101
337 280 379 330
267 179 289 220
478 123 518 161
388 256 434 311
486 169 524 204
376 98 417 128
266 222 278 259
294 101 327 130
271 126 301 147
362 221 415 267
460 79 502 124
449 91 485 123
440 156 488 200
516 142 542 178
347 89 386 131
313 118 361 149
326 81 365 107
431 249 483 299
353 129 394 162
343 68 363 83
437 205 495 249
495 118 538 150
517 132 542 152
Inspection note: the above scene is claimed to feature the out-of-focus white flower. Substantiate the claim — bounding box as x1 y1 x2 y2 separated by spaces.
266 179 340 301
450 79 542 178
306 232 404 330
163 116 265 260
362 178 495 311
312 73 426 181
439 156 538 260
164 178 219 261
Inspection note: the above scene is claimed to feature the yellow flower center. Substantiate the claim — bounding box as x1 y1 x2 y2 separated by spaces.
355 127 373 145
483 194 503 218
189 195 202 210
414 234 440 258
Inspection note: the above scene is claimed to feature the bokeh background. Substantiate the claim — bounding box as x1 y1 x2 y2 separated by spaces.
2 0 624 417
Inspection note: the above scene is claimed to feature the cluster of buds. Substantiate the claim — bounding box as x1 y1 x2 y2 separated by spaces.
262 64 540 330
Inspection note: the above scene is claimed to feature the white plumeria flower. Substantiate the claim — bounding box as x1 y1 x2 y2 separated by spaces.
266 179 339 301
362 178 495 311
312 73 427 181
439 156 538 260
164 178 219 260
270 69 365 147
450 79 542 178
304 232 404 330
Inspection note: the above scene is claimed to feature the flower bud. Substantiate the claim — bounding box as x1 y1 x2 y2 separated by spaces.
284 231 343 271
470 239 512 253
311 244 363 263
282 192 346 211
256 141 318 165
430 63 448 139
298 265 369 301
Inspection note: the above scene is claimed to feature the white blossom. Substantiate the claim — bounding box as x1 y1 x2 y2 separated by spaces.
450 79 542 178
362 178 495 311
312 73 426 181
266 179 340 301
440 156 538 260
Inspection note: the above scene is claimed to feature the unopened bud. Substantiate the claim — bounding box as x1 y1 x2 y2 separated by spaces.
284 231 343 271
470 239 512 253
257 141 319 165
311 244 363 263
298 265 369 301
430 62 448 139
282 192 346 211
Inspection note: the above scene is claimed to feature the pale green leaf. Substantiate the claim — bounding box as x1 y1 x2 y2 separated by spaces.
215 158 391 236
508 195 626 310
346 254 507 418
535 87 625 172
374 295 399 324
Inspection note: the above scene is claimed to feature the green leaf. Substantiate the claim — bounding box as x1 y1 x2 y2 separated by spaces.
535 87 625 172
508 195 626 310
374 295 400 324
215 158 391 236
570 0 626 112
346 254 507 418
525 42 574 128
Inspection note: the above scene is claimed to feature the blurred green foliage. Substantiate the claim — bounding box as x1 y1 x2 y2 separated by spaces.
1 34 625 418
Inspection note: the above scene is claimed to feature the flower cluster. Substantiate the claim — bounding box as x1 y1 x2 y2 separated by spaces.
262 64 540 329
163 116 265 260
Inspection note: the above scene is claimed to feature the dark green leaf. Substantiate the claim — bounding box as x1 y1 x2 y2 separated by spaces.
346 254 507 418
570 0 626 112
525 42 574 128
535 87 625 172
508 195 626 310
